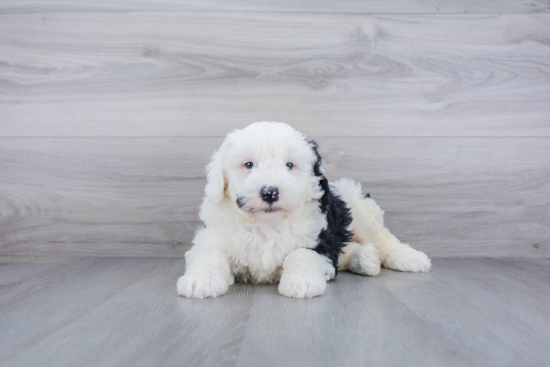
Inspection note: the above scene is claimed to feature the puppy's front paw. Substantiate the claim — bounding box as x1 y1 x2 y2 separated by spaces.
386 249 431 273
278 272 327 298
176 272 230 299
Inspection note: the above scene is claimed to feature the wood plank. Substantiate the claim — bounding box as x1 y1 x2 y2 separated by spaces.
1 13 549 137
0 138 208 257
377 258 550 366
235 273 476 367
321 137 550 257
1 258 255 367
0 258 165 363
485 258 550 291
0 0 548 14
0 258 549 366
0 256 78 287
0 258 96 304
0 137 548 258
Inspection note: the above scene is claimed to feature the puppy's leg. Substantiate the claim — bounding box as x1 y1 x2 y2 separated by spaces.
369 224 431 273
333 178 431 273
176 230 234 299
339 242 381 276
278 248 335 298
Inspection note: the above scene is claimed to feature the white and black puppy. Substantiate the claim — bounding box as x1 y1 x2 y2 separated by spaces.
177 122 431 299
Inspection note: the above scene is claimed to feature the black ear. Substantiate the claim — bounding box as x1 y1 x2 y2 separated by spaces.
307 139 331 213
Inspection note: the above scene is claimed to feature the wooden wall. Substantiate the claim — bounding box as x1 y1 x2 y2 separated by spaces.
1 1 549 258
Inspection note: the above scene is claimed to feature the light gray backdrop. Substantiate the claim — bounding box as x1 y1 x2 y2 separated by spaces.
1 1 549 258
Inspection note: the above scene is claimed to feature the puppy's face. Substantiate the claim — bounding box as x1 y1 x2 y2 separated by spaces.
205 122 323 222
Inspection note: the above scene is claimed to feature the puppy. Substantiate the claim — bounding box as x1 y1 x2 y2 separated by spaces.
177 122 431 299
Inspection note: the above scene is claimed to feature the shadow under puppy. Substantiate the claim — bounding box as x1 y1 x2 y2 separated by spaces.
177 121 431 299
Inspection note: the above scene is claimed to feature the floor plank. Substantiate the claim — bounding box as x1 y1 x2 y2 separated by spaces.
0 257 165 360
1 13 549 137
1 0 549 14
0 256 79 287
234 274 475 367
1 137 548 258
377 258 550 366
1 257 549 366
2 258 255 367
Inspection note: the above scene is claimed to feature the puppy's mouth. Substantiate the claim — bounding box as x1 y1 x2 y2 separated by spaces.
235 196 283 214
263 206 281 213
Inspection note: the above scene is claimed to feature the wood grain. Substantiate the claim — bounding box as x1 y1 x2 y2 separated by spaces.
0 257 165 360
0 137 548 258
235 273 475 367
1 257 255 367
0 138 208 257
0 256 77 287
321 137 550 257
378 258 550 366
1 258 549 366
1 13 550 137
0 0 549 14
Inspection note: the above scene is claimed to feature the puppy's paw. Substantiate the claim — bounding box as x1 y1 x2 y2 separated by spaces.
278 271 327 298
176 272 230 299
386 249 431 273
349 243 381 276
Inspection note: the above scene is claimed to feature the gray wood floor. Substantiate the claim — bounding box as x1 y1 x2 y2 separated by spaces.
0 256 549 367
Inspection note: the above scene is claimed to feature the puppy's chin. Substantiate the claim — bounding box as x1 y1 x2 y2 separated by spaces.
237 204 290 222
234 195 299 222
251 209 288 223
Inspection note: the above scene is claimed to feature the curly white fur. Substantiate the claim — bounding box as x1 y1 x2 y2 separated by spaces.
333 178 432 274
177 122 431 299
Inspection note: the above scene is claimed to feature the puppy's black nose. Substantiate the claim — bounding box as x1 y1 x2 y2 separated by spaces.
260 186 279 204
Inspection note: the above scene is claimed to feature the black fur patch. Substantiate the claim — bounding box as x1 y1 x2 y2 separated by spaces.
236 196 247 209
307 139 353 278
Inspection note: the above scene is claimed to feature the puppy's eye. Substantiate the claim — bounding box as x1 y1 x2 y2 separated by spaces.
244 162 254 169
286 162 294 170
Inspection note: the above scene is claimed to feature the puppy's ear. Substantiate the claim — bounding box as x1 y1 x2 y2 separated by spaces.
307 138 331 213
204 148 226 202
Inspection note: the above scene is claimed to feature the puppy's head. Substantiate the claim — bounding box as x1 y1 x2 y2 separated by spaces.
205 121 325 222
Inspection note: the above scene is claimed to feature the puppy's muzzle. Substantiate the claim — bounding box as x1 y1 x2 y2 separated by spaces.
260 186 279 204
